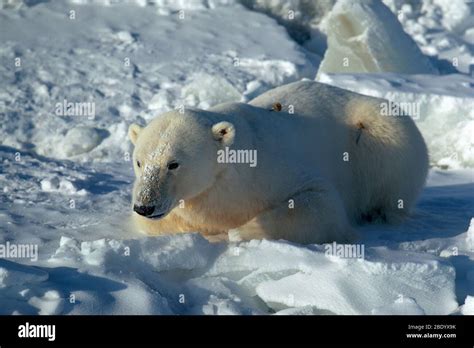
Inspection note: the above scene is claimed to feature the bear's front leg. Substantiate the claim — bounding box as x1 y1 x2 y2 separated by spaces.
236 184 356 244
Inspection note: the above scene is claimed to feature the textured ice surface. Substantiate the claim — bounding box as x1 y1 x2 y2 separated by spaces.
384 0 474 74
0 0 315 162
317 0 437 76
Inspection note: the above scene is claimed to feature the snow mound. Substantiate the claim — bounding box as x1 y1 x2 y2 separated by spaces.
461 296 474 315
383 0 474 74
181 73 242 109
317 0 437 76
49 234 218 272
61 127 108 158
41 235 460 314
318 73 474 168
371 296 426 315
210 241 457 315
40 177 87 196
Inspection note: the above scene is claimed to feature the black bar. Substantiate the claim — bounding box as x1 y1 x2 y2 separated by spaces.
0 315 473 346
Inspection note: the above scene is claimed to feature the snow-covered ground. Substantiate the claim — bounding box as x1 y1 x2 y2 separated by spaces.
0 0 473 315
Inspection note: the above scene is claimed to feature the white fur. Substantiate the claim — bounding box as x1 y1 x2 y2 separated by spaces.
129 81 429 244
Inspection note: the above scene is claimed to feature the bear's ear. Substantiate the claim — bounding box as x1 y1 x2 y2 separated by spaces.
212 121 235 146
128 124 143 146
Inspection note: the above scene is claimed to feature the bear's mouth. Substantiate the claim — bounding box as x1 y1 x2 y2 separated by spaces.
147 211 167 219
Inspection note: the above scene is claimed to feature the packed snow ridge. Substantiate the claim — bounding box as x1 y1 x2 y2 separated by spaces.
317 0 437 75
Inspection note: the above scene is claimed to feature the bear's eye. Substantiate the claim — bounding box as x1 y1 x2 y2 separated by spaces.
167 161 179 170
136 160 141 168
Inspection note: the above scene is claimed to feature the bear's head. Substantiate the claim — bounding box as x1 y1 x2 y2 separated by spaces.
129 110 235 219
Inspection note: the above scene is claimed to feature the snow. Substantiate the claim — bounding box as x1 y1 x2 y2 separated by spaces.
0 0 474 316
181 73 242 109
0 0 315 163
0 222 462 314
461 296 474 315
371 296 426 315
317 0 437 76
383 0 474 74
61 127 107 158
245 244 456 315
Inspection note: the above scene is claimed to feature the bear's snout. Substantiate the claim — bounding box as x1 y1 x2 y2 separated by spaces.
133 204 155 217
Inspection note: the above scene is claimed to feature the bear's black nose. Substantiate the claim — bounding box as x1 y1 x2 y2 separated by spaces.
133 205 155 217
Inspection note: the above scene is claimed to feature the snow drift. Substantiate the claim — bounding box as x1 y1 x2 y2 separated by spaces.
0 232 460 315
317 0 437 76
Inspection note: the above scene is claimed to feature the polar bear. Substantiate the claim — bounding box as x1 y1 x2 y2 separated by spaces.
128 80 428 244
